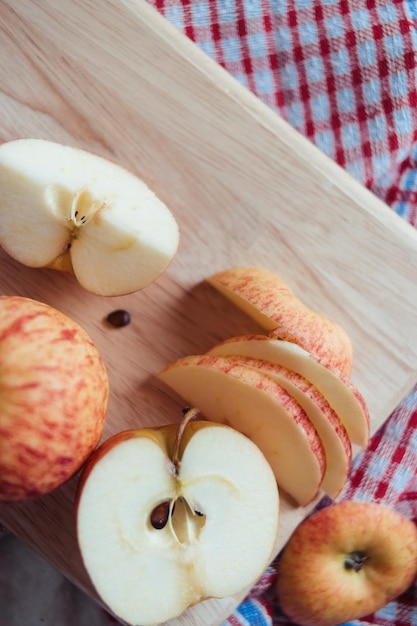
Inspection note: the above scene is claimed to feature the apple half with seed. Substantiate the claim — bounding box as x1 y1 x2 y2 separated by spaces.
159 356 326 505
0 295 109 503
276 501 417 626
0 138 179 296
208 266 353 376
76 409 279 626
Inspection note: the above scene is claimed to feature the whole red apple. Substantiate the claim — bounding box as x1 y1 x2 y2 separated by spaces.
276 501 417 626
0 295 109 503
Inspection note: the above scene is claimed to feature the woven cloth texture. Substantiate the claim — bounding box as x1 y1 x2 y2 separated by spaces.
143 1 417 625
149 0 417 223
1 3 416 626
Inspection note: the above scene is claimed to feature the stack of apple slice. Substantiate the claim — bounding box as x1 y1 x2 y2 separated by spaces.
160 266 370 506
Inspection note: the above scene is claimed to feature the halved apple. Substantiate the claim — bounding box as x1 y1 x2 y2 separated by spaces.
207 266 353 376
0 138 180 296
207 335 370 447
207 354 353 498
159 355 326 505
76 410 279 626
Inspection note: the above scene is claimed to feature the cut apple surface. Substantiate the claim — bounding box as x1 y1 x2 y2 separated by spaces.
159 355 326 505
208 266 353 376
207 335 370 447
0 138 180 296
76 413 279 626
208 354 352 498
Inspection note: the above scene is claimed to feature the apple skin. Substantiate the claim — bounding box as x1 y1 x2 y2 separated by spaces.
276 501 417 626
208 266 353 376
0 296 109 503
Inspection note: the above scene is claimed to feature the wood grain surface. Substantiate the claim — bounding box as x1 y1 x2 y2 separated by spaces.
2 1 417 624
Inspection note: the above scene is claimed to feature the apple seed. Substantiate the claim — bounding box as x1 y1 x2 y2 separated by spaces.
106 309 131 328
150 501 171 529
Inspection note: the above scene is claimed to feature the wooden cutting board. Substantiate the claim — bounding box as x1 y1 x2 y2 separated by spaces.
2 1 417 624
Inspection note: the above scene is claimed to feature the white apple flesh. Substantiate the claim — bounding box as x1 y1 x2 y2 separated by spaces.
276 501 417 626
159 355 326 505
76 412 279 626
0 139 180 296
208 334 370 447
0 295 109 503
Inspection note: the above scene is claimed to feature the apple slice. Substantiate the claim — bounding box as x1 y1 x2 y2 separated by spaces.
207 335 370 447
76 410 279 626
0 138 180 296
209 354 352 498
159 355 326 505
207 266 353 376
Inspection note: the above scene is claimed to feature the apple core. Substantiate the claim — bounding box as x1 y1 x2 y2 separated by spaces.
149 497 206 542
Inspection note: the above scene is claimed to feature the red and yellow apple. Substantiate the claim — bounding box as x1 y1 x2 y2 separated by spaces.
208 266 353 376
0 138 180 296
76 409 279 626
0 295 109 503
276 501 417 626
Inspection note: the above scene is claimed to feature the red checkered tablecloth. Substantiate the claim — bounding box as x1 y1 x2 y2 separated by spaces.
150 0 417 223
144 1 417 625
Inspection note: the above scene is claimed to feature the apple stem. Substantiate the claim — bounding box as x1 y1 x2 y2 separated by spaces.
344 551 369 572
172 407 200 475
